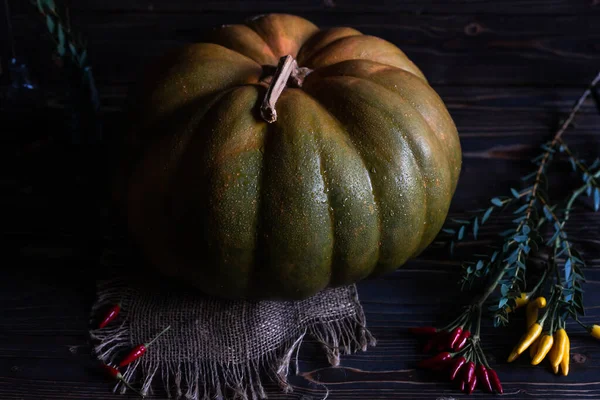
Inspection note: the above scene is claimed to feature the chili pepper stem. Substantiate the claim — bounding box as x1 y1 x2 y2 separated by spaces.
144 325 171 347
573 317 590 331
474 263 509 308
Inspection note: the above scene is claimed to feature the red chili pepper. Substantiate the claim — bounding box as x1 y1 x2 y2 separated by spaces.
417 351 453 369
409 326 438 335
463 361 475 384
99 303 121 329
102 363 121 379
476 364 493 393
448 327 463 350
119 325 171 368
449 356 467 380
459 380 466 392
467 374 478 394
423 331 446 353
453 330 471 352
487 368 503 394
101 364 143 397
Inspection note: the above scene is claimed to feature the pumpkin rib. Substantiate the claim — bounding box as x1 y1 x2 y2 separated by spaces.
340 74 454 257
317 148 336 282
245 14 319 59
305 75 436 272
285 88 381 285
340 75 432 263
249 109 272 298
302 35 426 81
125 87 237 289
296 27 363 66
342 71 454 255
302 86 383 272
315 117 380 286
203 86 267 297
208 24 279 66
253 89 334 299
306 59 460 195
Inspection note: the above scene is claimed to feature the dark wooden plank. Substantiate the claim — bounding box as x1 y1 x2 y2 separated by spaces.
8 12 600 86
9 0 600 15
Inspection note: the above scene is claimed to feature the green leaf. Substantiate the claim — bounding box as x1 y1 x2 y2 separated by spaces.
78 49 87 65
69 42 77 57
491 251 499 262
522 225 531 235
513 203 529 214
473 217 479 240
513 235 529 243
46 15 55 33
498 298 509 308
442 228 456 235
587 184 593 197
458 226 465 240
594 188 600 211
476 260 484 270
543 205 553 220
521 171 537 181
501 283 509 296
452 218 470 224
450 241 455 255
482 207 493 224
511 188 520 198
512 216 526 223
569 157 577 171
565 259 572 281
57 25 66 56
491 198 504 207
45 0 56 12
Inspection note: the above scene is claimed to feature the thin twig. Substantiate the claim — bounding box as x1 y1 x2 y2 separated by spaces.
521 71 600 229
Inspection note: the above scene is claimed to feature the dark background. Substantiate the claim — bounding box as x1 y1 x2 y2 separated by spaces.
1 1 600 399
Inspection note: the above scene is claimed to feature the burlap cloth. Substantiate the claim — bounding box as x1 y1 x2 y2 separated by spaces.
89 250 376 400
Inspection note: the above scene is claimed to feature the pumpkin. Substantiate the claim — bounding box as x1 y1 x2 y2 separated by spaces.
117 13 462 300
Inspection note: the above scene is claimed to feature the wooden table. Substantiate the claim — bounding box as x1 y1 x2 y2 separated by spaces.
1 1 600 399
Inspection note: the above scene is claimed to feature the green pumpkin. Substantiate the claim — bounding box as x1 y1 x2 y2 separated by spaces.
117 14 462 300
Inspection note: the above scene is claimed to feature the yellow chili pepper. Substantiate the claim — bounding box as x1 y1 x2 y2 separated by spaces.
548 329 567 371
560 332 570 376
525 297 547 328
529 337 540 359
531 333 553 365
516 323 543 355
590 324 600 340
550 328 569 370
507 346 520 362
506 292 529 313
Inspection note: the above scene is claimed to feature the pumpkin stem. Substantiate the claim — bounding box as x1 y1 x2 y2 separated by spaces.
260 55 311 123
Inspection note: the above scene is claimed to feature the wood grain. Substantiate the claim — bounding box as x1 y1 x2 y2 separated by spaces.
8 11 600 86
8 0 600 15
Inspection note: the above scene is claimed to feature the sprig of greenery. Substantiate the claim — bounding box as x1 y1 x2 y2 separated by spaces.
33 0 89 68
441 71 600 330
32 0 101 142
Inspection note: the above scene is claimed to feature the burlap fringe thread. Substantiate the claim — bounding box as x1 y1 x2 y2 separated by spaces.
90 280 376 400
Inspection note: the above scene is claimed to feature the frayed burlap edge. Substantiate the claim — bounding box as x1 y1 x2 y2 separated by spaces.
89 279 376 400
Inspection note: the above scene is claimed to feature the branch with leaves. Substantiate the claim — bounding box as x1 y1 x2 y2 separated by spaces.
411 71 600 395
32 0 101 143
